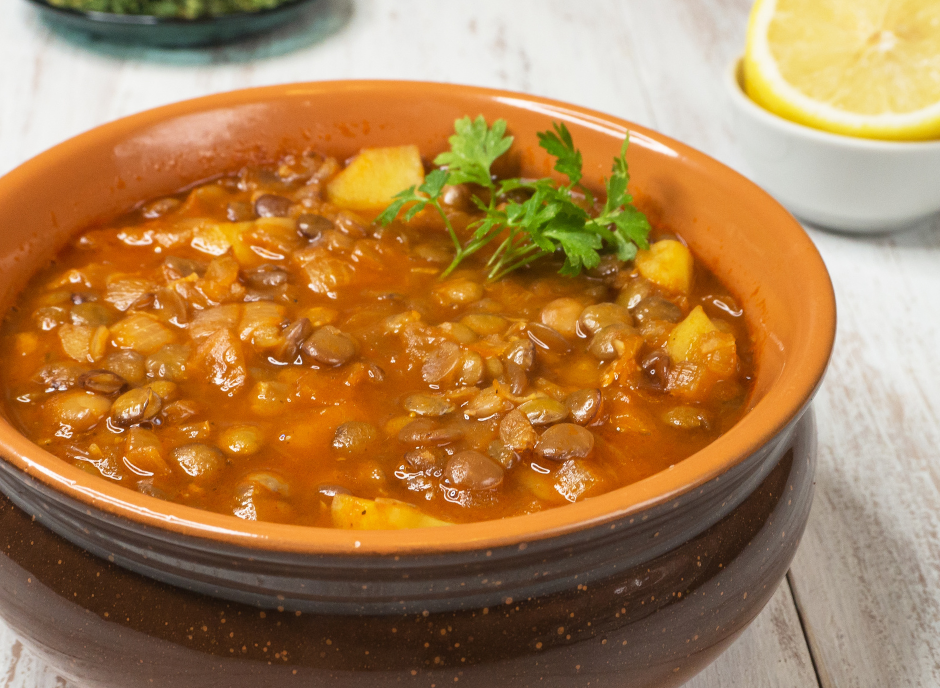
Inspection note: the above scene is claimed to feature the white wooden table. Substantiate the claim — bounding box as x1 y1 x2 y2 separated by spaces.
1 1 939 686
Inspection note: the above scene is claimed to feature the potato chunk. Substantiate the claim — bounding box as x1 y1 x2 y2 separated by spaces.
190 220 236 257
635 240 694 294
554 459 601 503
331 494 450 530
326 146 425 211
665 306 738 399
666 305 738 371
238 302 286 350
124 427 170 476
666 306 717 363
190 328 247 395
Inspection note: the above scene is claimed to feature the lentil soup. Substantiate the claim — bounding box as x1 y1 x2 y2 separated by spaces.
0 142 754 529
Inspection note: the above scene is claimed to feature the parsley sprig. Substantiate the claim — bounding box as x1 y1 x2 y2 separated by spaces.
377 116 651 281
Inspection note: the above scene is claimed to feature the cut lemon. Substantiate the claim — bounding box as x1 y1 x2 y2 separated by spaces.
743 0 940 140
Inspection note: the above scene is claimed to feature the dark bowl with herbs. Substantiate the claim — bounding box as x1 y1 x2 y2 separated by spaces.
26 0 318 47
0 81 835 687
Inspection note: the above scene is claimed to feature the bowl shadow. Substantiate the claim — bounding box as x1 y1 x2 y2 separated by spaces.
801 212 940 258
799 212 940 244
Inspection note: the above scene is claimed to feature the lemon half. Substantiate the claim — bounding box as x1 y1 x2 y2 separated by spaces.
744 0 940 140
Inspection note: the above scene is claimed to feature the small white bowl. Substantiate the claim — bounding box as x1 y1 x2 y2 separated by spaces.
726 58 940 234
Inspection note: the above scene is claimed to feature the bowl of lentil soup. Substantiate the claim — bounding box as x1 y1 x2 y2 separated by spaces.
0 82 833 685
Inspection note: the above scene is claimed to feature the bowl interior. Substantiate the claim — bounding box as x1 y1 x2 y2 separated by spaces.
0 81 835 554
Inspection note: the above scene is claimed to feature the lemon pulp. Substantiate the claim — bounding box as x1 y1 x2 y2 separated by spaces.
744 0 940 140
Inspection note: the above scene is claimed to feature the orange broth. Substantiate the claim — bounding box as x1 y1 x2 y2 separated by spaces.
0 150 754 528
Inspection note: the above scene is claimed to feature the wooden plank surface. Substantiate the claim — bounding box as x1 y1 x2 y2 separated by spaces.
1 0 936 686
0 632 73 688
787 221 940 688
695 580 818 688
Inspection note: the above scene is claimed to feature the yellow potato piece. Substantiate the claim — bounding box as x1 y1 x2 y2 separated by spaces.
554 459 600 503
190 221 236 257
634 240 694 294
331 494 451 530
190 328 247 395
666 306 717 363
326 146 425 211
124 427 170 476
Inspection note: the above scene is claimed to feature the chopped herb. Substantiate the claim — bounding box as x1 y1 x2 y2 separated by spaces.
377 116 651 281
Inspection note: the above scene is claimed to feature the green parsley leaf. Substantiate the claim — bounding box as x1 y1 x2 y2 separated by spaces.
544 220 604 276
419 167 450 199
375 188 420 227
433 116 513 189
376 168 452 225
537 122 583 189
603 138 630 213
379 117 651 281
611 206 651 249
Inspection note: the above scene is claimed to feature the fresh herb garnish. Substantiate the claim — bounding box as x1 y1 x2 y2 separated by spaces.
377 116 651 281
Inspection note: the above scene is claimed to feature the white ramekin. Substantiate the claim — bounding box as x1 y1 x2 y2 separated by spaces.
726 59 940 234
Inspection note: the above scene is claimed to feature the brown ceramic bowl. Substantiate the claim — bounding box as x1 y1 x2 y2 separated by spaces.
0 417 817 687
0 82 835 686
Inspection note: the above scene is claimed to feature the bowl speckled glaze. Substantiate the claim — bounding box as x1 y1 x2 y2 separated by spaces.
0 82 835 686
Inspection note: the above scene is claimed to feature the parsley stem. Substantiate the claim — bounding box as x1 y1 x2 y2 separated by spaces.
489 246 542 281
486 232 516 269
487 233 542 282
430 201 473 280
431 202 461 256
464 226 500 255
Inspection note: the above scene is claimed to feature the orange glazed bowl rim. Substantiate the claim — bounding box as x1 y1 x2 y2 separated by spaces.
0 81 836 556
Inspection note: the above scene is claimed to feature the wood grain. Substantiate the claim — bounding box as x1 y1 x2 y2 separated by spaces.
692 581 819 688
787 221 940 688
2 0 937 686
0 630 73 688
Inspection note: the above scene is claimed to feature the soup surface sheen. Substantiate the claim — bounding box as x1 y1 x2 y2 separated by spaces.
0 147 754 529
